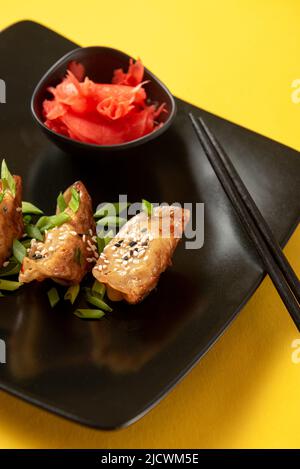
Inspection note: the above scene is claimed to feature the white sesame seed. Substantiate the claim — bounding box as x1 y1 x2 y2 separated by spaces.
94 252 99 259
86 257 96 263
104 259 109 264
16 207 22 212
122 260 128 266
98 265 103 270
133 259 139 264
2 261 9 267
112 246 116 251
92 236 97 242
89 229 93 236
48 246 54 252
87 247 92 252
83 235 86 242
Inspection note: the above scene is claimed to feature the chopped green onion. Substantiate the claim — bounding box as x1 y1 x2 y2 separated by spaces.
74 247 82 266
94 202 130 219
23 214 32 225
57 192 67 212
96 236 105 255
21 201 43 215
96 216 126 228
0 191 6 204
25 224 43 241
74 309 105 319
1 160 16 196
142 199 153 216
21 239 32 249
12 239 26 264
0 261 20 277
36 212 70 232
47 287 60 308
64 284 80 304
85 288 112 312
96 229 114 254
92 280 106 299
68 188 80 213
0 279 22 291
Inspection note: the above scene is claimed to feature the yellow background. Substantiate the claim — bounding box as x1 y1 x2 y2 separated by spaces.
0 0 300 449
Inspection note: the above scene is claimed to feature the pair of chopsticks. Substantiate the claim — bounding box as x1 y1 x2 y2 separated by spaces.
189 113 300 331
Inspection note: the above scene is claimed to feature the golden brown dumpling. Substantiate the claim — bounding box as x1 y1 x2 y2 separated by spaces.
0 175 23 267
19 181 96 286
93 206 190 304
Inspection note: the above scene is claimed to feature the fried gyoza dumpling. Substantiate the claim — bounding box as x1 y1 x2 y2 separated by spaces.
92 206 190 304
19 181 97 286
0 175 23 267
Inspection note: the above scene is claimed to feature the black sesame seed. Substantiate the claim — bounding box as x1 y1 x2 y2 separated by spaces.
32 254 43 260
130 250 134 256
114 242 121 247
123 255 129 261
142 241 148 246
129 240 137 247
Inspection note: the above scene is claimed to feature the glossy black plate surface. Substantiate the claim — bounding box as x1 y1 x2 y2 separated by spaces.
0 21 299 429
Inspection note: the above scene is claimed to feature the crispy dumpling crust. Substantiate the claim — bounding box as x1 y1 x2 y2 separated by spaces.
93 206 190 304
0 176 24 266
19 181 96 286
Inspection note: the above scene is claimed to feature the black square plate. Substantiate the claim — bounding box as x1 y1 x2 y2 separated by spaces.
0 21 299 429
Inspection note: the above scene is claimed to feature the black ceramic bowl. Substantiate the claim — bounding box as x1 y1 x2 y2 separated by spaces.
31 46 176 155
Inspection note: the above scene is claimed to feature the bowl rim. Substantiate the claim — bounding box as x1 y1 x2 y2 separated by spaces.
31 45 177 151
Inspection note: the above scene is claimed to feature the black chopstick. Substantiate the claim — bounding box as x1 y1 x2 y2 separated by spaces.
189 113 300 331
199 116 300 304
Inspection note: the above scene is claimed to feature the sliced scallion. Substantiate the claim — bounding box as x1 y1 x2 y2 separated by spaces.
1 159 16 196
25 224 43 241
57 192 67 212
21 239 32 249
23 214 32 225
74 247 82 266
64 284 80 304
92 280 106 299
0 191 6 204
0 261 20 277
142 199 153 216
85 288 112 312
47 287 60 308
13 239 26 264
0 279 22 291
21 201 43 215
68 188 80 213
74 309 105 319
36 212 70 232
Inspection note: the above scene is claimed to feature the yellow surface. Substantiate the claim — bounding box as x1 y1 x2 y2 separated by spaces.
0 0 300 449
